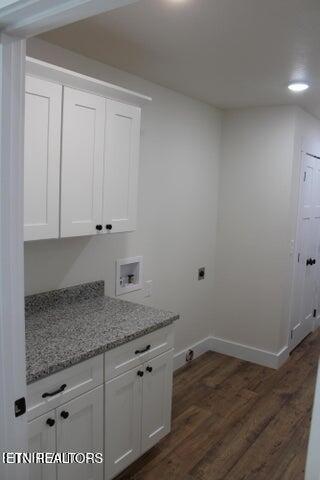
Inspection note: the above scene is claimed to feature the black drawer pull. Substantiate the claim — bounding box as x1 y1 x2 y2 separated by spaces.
146 366 153 373
60 410 69 419
135 345 151 355
42 384 67 398
46 418 55 427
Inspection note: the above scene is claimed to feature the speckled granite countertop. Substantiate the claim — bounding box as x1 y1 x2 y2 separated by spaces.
25 281 179 385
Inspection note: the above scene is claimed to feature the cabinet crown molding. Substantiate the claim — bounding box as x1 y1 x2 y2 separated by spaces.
26 56 152 107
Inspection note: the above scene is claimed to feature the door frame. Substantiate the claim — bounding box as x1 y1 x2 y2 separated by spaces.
0 2 139 479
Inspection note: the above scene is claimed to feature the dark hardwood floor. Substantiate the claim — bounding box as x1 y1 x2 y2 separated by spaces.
117 330 320 480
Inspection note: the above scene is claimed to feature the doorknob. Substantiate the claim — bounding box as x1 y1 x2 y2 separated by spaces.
46 418 55 427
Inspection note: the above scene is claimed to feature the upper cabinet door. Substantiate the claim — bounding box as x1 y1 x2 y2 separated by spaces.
24 76 62 241
103 100 141 233
61 88 105 238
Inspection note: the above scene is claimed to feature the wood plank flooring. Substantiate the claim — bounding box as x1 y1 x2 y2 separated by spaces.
117 330 320 480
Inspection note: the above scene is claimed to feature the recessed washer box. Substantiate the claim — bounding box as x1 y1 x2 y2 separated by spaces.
116 256 143 296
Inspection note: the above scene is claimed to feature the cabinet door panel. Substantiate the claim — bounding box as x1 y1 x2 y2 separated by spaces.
103 100 141 233
28 410 56 480
24 76 62 241
105 368 142 479
61 87 105 237
56 386 103 480
141 349 173 453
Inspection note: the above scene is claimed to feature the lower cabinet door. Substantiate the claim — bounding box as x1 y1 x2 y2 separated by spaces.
28 410 57 480
105 368 142 479
141 349 173 453
56 386 103 480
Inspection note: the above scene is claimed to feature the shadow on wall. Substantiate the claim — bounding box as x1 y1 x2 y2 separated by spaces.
24 233 131 296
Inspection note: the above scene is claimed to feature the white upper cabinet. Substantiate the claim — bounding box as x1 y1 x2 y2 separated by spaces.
24 76 62 241
24 59 147 241
103 100 141 233
60 88 105 238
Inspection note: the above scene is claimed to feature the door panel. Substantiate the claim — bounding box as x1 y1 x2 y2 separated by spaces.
56 386 103 480
24 76 62 241
61 87 105 237
28 411 56 480
103 100 141 233
105 367 142 479
314 158 320 329
141 349 173 453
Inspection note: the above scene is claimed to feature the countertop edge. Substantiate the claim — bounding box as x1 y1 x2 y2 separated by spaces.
26 314 179 385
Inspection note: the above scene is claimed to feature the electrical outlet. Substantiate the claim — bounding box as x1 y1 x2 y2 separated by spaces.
198 267 205 280
186 349 194 362
144 280 152 297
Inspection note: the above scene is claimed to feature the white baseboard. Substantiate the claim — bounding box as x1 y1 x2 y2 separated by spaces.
211 336 289 369
174 336 289 371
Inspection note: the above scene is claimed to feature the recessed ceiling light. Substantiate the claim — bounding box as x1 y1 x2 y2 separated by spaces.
288 82 310 93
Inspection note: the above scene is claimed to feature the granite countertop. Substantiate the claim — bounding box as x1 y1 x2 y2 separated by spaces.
25 281 179 384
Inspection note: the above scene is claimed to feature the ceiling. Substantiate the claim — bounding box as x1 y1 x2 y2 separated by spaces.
40 0 320 117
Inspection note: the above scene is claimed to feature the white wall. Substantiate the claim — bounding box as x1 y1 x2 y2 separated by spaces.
25 38 222 355
213 107 297 353
25 39 320 365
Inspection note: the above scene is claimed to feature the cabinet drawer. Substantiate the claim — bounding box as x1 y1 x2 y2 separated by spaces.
27 355 103 421
105 325 174 381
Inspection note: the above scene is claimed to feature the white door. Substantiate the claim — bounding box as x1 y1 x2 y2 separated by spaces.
56 386 103 480
28 410 57 480
103 100 141 233
291 153 317 349
141 349 173 454
60 87 105 237
313 157 320 330
24 76 62 241
105 367 142 480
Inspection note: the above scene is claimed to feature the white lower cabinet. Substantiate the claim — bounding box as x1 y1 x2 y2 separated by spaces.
105 348 174 479
27 329 174 480
28 411 57 480
141 349 173 453
105 368 142 479
28 386 103 480
56 387 104 480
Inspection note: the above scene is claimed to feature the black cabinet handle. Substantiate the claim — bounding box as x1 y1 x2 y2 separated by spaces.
96 225 103 231
146 366 153 373
46 418 55 427
312 259 317 265
42 384 67 398
137 370 144 377
60 410 69 419
106 224 112 231
135 345 151 355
